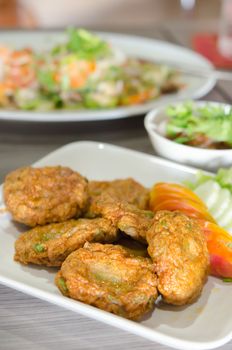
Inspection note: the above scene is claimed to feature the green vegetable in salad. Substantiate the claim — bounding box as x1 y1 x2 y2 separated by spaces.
84 92 119 108
66 28 111 60
166 102 232 147
14 89 55 111
51 28 111 60
37 70 57 91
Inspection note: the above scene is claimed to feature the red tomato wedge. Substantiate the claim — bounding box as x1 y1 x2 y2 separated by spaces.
150 183 215 223
153 198 215 223
200 221 232 278
151 182 208 208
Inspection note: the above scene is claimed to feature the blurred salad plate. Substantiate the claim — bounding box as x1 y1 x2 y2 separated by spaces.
0 29 215 122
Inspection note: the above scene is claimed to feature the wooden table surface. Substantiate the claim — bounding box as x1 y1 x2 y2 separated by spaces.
0 21 231 350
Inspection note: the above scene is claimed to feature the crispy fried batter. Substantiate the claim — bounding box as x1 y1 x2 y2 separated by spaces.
147 211 209 305
4 166 88 226
88 193 153 242
88 178 149 212
14 218 118 266
56 242 158 320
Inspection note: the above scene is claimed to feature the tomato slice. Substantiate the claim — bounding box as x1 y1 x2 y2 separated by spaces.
153 198 215 223
150 182 208 211
150 191 207 211
199 221 232 277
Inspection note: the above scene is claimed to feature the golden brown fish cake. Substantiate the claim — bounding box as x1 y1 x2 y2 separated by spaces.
87 178 149 212
56 242 158 320
4 166 88 226
88 193 154 242
147 211 209 305
14 218 118 266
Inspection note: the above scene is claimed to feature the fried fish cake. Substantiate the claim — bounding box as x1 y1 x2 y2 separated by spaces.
4 166 88 226
147 211 209 305
14 218 118 266
56 242 158 320
88 193 154 242
88 178 149 212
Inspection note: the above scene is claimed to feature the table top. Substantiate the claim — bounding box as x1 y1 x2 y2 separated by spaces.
0 21 232 350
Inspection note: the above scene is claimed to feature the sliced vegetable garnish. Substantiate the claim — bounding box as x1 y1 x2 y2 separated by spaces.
154 198 215 222
215 167 232 192
151 182 208 208
186 167 232 234
149 182 213 222
200 221 232 278
194 180 221 210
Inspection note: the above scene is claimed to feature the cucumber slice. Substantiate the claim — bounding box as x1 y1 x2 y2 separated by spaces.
194 180 220 210
210 188 231 220
217 199 232 227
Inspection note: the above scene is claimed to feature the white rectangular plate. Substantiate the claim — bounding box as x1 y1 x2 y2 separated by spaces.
0 141 231 350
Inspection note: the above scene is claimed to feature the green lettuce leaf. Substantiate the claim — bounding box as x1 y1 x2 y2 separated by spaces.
166 102 232 145
66 28 111 60
185 167 232 193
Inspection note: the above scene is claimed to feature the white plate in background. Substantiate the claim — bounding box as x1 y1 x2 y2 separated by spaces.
0 141 231 350
0 31 215 122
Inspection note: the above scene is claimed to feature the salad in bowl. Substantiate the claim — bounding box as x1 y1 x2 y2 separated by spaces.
144 100 232 170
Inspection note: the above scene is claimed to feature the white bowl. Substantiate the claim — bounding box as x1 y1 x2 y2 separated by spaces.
144 100 232 171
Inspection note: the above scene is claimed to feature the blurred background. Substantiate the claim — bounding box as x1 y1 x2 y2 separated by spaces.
0 0 231 65
0 0 221 29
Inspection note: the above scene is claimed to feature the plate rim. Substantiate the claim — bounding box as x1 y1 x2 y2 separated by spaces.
0 140 231 350
0 273 231 350
0 30 216 122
